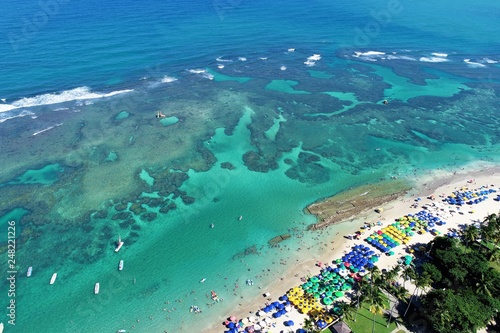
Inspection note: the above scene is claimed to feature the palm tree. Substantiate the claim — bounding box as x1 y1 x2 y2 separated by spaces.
354 277 370 322
368 288 386 333
487 247 500 262
402 265 416 289
463 225 480 247
403 271 432 317
303 318 315 333
384 265 401 284
386 285 409 327
337 301 356 321
481 213 498 243
475 271 494 297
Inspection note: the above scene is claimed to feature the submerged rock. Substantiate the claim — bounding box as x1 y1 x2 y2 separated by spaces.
140 212 157 222
268 234 291 247
220 162 236 170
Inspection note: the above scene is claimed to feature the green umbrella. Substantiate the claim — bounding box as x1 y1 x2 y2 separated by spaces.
323 297 333 305
335 291 344 297
343 283 352 290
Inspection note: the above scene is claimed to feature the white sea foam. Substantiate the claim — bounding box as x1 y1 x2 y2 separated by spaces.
238 57 247 62
419 56 450 63
431 52 448 58
0 87 133 112
287 48 295 52
386 55 417 61
161 76 178 83
259 57 268 60
187 69 214 80
482 58 498 64
308 54 321 61
188 69 206 74
280 66 287 71
463 59 486 68
352 51 385 62
0 110 35 123
216 57 233 63
217 64 225 69
353 51 385 57
304 54 321 66
33 123 63 136
0 104 16 112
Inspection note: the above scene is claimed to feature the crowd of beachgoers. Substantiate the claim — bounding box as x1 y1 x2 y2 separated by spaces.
215 171 500 333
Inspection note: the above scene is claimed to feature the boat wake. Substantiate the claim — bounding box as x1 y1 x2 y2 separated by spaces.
32 123 63 136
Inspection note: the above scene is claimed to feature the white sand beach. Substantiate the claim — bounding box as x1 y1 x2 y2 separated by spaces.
207 166 500 333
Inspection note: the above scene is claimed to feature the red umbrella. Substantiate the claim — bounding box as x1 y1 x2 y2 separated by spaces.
230 316 237 322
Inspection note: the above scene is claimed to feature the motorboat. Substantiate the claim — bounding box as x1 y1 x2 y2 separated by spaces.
50 273 57 285
27 266 33 277
94 283 100 295
115 235 124 252
118 260 124 271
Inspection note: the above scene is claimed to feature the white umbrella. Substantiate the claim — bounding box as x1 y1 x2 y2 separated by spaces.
285 305 292 312
241 317 249 325
259 320 266 327
248 316 256 322
256 310 264 317
253 324 262 330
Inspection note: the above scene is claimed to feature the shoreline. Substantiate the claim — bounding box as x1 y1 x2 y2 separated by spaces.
204 162 500 333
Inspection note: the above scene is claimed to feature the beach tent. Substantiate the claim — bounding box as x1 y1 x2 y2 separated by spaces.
331 321 352 333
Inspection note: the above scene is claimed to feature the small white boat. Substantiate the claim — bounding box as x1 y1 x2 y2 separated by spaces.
115 235 124 252
199 278 206 283
27 266 33 277
117 330 126 333
0 322 4 333
50 273 57 285
118 260 124 271
94 283 100 295
238 215 243 221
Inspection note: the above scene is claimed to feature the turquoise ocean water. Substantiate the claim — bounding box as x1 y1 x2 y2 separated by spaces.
1 0 500 332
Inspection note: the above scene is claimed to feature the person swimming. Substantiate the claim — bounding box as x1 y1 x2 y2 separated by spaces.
156 111 166 118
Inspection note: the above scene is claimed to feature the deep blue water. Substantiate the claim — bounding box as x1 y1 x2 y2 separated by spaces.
2 0 499 100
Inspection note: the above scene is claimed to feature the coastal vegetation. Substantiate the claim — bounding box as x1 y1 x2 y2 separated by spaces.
406 212 500 333
325 212 500 333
